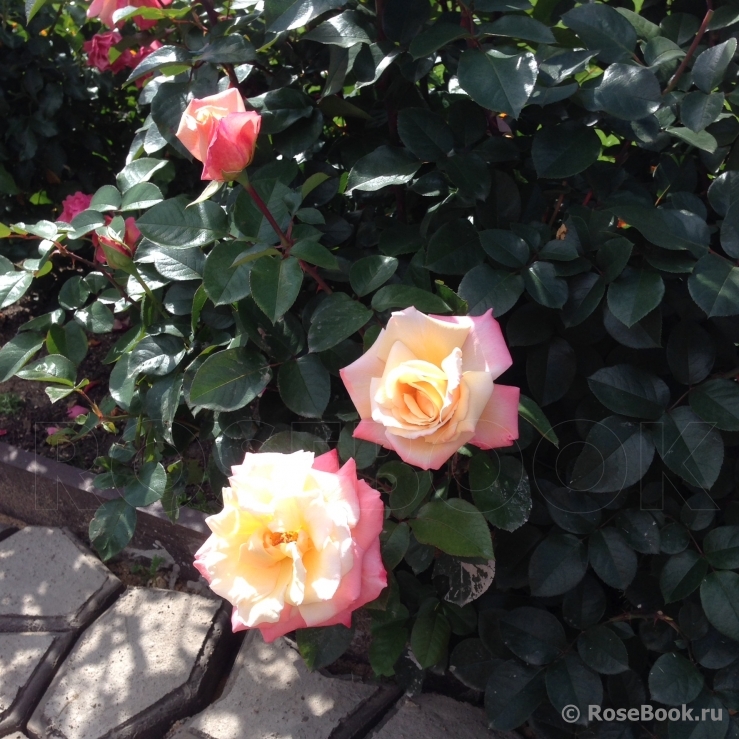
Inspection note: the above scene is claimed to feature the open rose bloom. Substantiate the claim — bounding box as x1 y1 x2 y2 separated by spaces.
58 191 93 223
341 307 520 471
175 89 261 181
194 450 386 642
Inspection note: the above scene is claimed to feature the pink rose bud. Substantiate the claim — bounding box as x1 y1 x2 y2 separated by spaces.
340 307 520 470
58 191 93 223
175 89 261 182
67 405 89 420
94 216 141 265
194 450 387 642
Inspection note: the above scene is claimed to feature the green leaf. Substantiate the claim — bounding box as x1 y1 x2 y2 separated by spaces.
597 237 633 283
129 335 185 377
692 39 737 93
25 0 49 21
562 3 637 63
379 461 432 520
434 554 495 607
588 528 637 590
74 302 115 334
681 92 725 133
666 126 718 153
485 661 545 731
524 262 568 309
588 364 669 420
338 423 379 470
426 219 484 275
196 35 256 64
120 182 164 211
289 240 339 270
249 89 314 135
89 499 136 561
128 46 192 82
652 407 724 490
458 265 524 317
469 454 532 532
457 48 537 118
411 608 451 669
0 332 44 383
438 152 491 201
89 185 121 213
499 607 566 665
116 158 170 192
545 654 602 726
0 271 33 309
137 197 228 248
371 285 451 313
701 571 739 642
449 639 498 691
604 305 662 349
47 323 88 365
264 0 345 32
518 394 558 447
123 462 167 507
690 380 739 431
666 321 715 385
297 624 355 670
346 145 421 193
704 527 739 570
397 108 454 161
532 123 601 179
607 268 664 327
16 354 76 387
648 653 704 706
481 15 555 44
688 254 739 317
577 625 629 675
278 355 330 418
479 229 530 268
411 499 494 560
720 202 739 259
561 273 605 327
593 64 662 120
202 241 257 306
189 348 271 411
381 521 410 570
303 10 371 47
529 532 588 597
260 430 329 456
233 180 293 244
526 337 576 406
307 294 372 352
661 550 709 604
369 619 409 676
570 416 654 493
709 171 739 217
250 256 303 322
349 255 398 297
409 22 468 59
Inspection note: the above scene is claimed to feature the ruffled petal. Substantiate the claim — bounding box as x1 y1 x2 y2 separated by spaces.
312 448 340 473
202 111 261 181
470 383 520 450
385 430 475 471
339 331 387 419
353 420 391 448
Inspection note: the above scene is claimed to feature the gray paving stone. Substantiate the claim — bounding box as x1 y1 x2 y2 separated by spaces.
0 527 121 631
5 732 31 739
0 632 55 715
176 632 380 739
27 587 234 739
370 694 513 739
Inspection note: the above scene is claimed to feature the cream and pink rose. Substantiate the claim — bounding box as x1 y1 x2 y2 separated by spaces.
175 89 261 182
194 449 386 642
58 191 93 223
340 307 520 471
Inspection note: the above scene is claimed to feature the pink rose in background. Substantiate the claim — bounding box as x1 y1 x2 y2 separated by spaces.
94 216 141 264
175 89 261 181
83 31 121 72
194 450 386 642
86 0 171 29
340 307 520 471
111 39 162 74
58 192 93 223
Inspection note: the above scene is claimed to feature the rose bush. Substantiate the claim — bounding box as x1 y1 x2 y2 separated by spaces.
3 0 739 732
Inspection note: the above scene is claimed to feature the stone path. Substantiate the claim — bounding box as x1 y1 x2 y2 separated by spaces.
0 526 512 739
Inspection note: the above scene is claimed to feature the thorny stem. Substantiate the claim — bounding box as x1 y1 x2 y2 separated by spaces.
548 189 566 227
663 9 714 94
238 177 334 294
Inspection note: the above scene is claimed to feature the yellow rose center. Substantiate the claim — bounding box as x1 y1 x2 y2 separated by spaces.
266 530 300 547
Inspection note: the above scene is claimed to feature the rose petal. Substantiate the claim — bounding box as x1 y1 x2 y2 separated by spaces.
469 383 520 450
312 448 340 473
434 309 512 378
385 430 476 471
353 420 390 448
202 111 261 181
339 333 387 419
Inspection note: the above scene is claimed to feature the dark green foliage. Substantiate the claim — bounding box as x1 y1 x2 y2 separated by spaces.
4 0 739 733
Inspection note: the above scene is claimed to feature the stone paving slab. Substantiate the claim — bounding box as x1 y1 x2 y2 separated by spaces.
27 587 235 739
369 694 514 739
171 632 387 739
5 732 30 739
0 523 15 543
0 527 122 632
